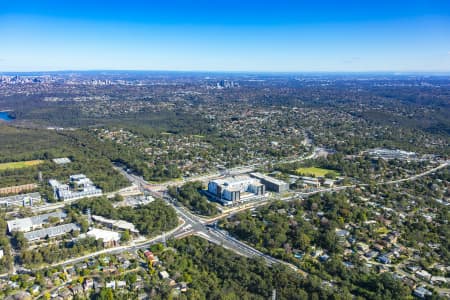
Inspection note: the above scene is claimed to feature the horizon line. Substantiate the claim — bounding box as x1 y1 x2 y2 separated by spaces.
1 69 450 75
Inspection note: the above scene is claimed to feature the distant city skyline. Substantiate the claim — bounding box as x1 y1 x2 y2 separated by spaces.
1 0 450 72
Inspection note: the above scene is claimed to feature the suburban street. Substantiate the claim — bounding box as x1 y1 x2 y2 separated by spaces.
114 167 310 275
3 159 446 286
112 159 450 280
2 8 449 298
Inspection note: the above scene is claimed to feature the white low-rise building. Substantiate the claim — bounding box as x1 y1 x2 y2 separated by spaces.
91 215 138 233
416 269 432 282
7 211 67 233
105 281 116 289
86 228 121 247
24 223 80 242
368 148 417 161
49 174 102 201
52 157 71 165
159 271 170 279
431 276 449 285
0 192 41 207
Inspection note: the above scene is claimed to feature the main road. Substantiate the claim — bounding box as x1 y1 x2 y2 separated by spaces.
5 158 444 279
112 159 449 276
114 167 308 275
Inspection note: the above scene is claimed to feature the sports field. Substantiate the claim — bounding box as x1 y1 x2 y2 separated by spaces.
295 167 339 177
0 160 44 171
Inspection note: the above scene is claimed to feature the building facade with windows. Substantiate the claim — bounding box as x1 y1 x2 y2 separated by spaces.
208 175 265 205
250 172 289 193
49 174 102 201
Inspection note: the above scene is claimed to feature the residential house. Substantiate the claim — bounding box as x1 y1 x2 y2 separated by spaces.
71 284 83 295
83 279 94 292
30 285 40 295
431 276 448 286
117 281 127 289
106 281 116 289
159 271 170 279
416 270 432 282
413 286 432 299
377 256 391 264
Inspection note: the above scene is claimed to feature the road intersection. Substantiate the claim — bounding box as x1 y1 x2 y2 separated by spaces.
3 158 447 282
113 159 449 277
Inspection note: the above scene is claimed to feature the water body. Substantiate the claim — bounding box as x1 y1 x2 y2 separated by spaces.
0 111 13 122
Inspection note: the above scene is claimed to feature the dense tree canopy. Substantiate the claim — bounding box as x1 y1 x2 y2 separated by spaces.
73 197 178 235
168 181 219 216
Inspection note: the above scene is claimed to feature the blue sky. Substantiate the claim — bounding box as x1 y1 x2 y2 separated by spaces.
1 0 450 72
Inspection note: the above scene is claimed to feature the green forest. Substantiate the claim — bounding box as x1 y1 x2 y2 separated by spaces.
220 198 419 299
153 236 413 300
0 125 130 193
73 197 179 235
168 181 219 216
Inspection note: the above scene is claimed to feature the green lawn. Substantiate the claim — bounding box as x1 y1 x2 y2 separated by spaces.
295 167 339 177
0 160 44 171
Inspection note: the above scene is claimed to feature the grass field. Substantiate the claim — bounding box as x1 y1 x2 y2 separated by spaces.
0 160 44 171
375 227 389 235
295 167 339 177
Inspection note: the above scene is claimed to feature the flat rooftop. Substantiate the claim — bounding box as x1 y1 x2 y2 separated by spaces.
86 228 121 243
0 192 41 203
24 223 79 241
52 157 71 164
250 172 288 186
92 215 138 233
7 211 67 232
212 175 255 186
